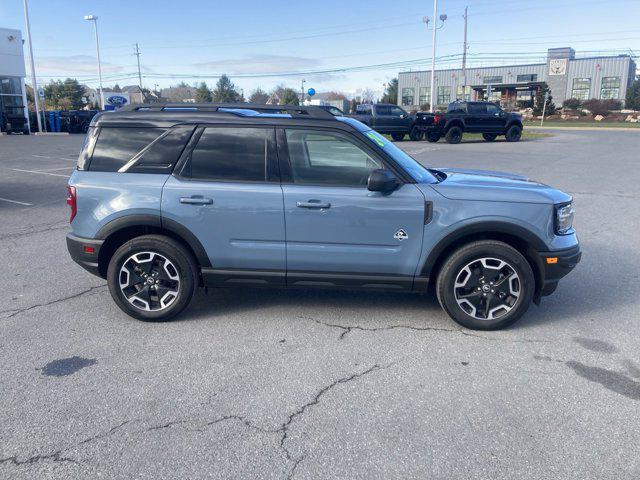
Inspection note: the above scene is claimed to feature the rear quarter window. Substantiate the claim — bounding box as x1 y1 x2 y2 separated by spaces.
88 127 164 172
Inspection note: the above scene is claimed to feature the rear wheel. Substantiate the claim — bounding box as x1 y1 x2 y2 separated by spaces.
391 133 405 141
107 235 198 321
426 131 441 143
505 125 522 142
409 128 424 141
436 240 534 330
482 133 498 142
445 126 463 144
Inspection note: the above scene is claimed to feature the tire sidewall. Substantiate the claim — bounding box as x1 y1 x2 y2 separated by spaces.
446 126 463 144
107 235 197 321
437 242 534 330
506 126 522 142
483 133 497 142
427 132 441 143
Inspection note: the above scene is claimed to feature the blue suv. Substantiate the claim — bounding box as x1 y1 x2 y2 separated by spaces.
66 103 581 330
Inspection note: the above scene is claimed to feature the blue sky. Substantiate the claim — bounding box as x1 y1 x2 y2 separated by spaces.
2 0 639 98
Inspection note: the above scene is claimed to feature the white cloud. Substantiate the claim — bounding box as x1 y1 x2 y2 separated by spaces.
194 54 321 74
35 55 123 74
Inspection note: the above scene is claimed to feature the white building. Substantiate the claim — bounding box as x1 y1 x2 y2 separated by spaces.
398 47 637 110
0 27 29 133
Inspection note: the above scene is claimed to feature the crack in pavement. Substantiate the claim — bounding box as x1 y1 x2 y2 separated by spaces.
0 285 107 319
306 316 547 343
0 419 132 468
0 223 68 241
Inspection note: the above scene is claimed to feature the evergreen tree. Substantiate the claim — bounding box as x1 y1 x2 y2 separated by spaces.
625 79 640 110
278 88 299 105
249 87 269 104
381 78 398 104
44 78 86 110
195 82 212 103
533 83 556 116
212 74 242 102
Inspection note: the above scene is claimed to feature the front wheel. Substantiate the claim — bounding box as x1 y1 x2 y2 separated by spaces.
445 126 463 144
426 131 441 143
107 235 198 321
505 125 522 142
436 240 534 330
482 133 498 142
391 133 405 141
409 128 424 141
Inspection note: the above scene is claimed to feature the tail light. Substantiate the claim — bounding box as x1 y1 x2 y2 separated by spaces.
434 114 442 124
66 186 77 223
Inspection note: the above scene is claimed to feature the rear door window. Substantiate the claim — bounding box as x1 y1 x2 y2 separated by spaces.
185 127 267 182
89 127 164 172
468 103 487 114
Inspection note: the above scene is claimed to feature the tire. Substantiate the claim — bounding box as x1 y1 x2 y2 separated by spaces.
391 133 405 141
107 235 198 321
409 128 424 141
482 133 498 142
505 125 522 142
436 240 535 330
426 132 441 143
445 126 463 144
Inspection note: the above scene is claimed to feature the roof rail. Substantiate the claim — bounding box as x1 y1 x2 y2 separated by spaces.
118 103 335 120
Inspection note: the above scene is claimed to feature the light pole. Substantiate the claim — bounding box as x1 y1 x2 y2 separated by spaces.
424 1 447 113
300 79 306 105
23 0 42 133
84 15 104 110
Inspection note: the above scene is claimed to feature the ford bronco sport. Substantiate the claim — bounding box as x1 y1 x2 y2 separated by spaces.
66 103 580 330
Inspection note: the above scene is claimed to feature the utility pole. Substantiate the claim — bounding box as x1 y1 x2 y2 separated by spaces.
429 0 438 112
134 43 144 102
23 0 42 133
300 79 306 105
461 6 468 100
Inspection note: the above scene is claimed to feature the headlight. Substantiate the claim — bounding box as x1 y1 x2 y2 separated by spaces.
555 203 575 235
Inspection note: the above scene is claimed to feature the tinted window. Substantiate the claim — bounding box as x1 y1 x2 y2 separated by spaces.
467 103 486 114
376 105 392 115
128 126 195 173
285 129 382 186
188 127 267 181
486 104 500 114
90 128 164 172
390 107 406 117
356 105 372 114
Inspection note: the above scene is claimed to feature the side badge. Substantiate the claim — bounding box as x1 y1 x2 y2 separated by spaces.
394 229 408 241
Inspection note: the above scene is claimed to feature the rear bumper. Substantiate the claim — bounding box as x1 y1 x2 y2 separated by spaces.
537 244 582 296
66 233 104 278
414 124 442 133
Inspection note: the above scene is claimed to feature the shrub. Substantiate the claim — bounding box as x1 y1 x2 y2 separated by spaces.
562 98 581 109
581 98 621 116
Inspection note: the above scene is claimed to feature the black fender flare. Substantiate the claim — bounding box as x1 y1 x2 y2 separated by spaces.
95 214 211 267
420 220 547 278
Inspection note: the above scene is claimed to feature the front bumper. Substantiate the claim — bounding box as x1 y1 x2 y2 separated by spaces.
66 233 104 278
537 244 582 296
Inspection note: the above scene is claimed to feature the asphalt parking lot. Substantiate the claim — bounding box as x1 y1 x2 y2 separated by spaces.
1 130 639 479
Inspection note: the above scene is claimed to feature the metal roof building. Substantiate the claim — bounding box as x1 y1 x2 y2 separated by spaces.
398 47 637 110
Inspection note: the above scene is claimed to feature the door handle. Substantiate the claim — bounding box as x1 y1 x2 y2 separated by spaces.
180 195 213 205
296 200 331 209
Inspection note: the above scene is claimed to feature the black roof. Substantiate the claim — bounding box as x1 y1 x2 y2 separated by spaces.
91 103 341 129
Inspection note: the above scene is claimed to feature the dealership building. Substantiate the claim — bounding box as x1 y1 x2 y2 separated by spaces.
398 47 637 110
0 27 29 133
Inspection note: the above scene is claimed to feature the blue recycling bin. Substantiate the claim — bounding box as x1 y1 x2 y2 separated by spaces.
48 111 61 132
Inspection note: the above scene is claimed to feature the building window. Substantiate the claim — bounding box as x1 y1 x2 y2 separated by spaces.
516 74 537 82
600 77 621 99
488 89 502 103
483 76 502 84
456 86 471 101
401 88 414 106
0 77 22 95
418 87 430 106
571 78 591 100
437 86 451 105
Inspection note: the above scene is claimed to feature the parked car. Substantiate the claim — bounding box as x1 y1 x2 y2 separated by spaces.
348 103 421 141
317 105 344 116
66 103 580 330
60 110 99 134
415 101 524 144
1 105 29 134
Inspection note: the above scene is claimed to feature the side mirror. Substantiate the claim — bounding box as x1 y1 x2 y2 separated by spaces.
367 169 399 193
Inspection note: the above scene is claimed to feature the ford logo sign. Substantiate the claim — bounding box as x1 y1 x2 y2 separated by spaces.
107 95 128 106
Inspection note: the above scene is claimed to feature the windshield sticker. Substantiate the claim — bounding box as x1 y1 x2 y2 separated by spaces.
365 131 386 148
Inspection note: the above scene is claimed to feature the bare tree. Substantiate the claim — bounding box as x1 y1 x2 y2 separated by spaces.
361 88 376 104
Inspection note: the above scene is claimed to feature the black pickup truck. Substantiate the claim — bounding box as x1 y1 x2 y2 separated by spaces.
415 101 523 144
348 103 421 141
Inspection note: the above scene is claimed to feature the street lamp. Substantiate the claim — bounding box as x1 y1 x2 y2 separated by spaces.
23 0 42 132
84 15 104 110
423 1 447 113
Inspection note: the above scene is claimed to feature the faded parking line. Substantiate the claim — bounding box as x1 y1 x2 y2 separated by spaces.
0 196 33 206
10 168 69 178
